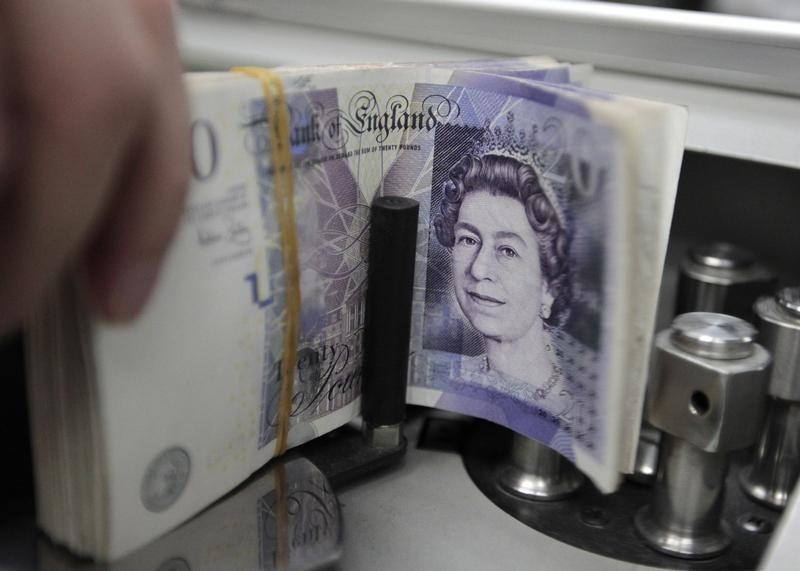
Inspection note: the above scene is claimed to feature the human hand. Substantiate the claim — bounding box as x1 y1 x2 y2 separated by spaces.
0 0 190 334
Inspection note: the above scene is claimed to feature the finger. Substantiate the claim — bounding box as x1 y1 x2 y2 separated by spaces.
0 0 152 332
83 0 191 321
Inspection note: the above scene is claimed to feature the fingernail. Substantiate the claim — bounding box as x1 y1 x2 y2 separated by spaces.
105 260 159 321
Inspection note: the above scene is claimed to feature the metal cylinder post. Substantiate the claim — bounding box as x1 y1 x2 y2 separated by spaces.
675 242 775 321
741 287 800 509
497 433 584 500
636 312 771 559
637 435 730 557
633 242 774 484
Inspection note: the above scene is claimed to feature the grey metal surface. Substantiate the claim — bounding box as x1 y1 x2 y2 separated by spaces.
362 423 403 448
635 242 769 486
183 0 800 96
676 244 776 321
740 290 800 510
741 398 800 510
776 287 800 319
338 414 653 571
637 314 771 558
690 242 754 271
648 319 771 453
0 403 781 571
462 419 776 569
756 293 800 401
635 435 730 558
670 312 757 360
496 433 584 500
631 423 661 485
178 8 800 170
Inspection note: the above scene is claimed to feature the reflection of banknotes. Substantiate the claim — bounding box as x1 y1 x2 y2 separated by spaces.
39 457 342 571
26 59 685 560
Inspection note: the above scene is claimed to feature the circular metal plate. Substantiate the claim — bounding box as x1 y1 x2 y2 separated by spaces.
690 243 753 270
671 312 756 359
462 420 775 570
777 287 800 318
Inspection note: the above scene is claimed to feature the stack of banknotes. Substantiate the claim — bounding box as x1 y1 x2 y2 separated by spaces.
26 57 686 560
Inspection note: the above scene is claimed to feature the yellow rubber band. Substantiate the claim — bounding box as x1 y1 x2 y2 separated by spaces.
233 67 300 457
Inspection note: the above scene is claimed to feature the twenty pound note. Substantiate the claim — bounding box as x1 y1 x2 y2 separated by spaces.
383 73 685 489
396 83 616 471
237 63 682 489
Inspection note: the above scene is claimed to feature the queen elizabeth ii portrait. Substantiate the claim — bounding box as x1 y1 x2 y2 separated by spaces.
427 137 577 412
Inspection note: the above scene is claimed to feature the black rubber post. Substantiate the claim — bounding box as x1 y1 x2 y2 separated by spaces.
361 196 419 427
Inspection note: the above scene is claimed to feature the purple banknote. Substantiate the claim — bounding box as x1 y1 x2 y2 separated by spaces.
242 63 679 491
379 80 616 473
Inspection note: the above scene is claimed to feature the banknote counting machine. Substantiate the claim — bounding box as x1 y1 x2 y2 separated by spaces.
3 1 800 570
3 161 800 571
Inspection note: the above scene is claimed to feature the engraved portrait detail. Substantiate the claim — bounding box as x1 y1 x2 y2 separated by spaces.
433 153 570 388
422 112 599 421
